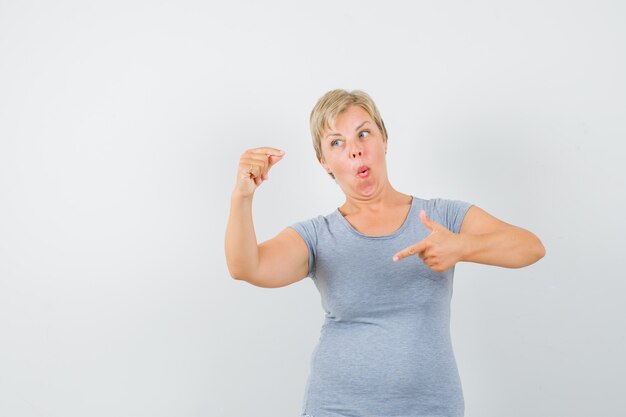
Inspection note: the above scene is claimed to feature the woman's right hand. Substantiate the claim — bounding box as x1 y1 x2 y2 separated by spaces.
233 147 285 198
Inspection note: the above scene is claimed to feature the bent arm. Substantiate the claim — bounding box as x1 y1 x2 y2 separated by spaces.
224 192 309 288
460 227 545 268
459 205 546 268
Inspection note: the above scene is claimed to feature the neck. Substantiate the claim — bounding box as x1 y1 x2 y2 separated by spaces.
339 182 411 216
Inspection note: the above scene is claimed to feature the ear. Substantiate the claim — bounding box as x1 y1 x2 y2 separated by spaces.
319 156 330 172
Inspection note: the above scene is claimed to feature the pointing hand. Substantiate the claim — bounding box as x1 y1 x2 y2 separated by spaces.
392 210 466 273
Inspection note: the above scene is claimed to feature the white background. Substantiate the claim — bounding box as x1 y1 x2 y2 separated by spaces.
1 1 624 416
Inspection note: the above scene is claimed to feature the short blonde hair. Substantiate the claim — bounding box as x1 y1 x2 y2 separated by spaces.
309 89 388 163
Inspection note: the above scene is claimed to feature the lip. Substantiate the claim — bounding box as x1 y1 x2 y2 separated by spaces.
356 165 370 178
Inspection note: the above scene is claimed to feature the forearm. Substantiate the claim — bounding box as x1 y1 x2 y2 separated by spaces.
224 192 260 279
460 227 546 268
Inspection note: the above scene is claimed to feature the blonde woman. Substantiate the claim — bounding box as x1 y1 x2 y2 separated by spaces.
225 89 546 417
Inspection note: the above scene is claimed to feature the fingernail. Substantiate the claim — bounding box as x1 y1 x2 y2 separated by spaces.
393 256 398 262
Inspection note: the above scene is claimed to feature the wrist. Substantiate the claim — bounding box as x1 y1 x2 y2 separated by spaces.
231 190 254 202
458 233 476 263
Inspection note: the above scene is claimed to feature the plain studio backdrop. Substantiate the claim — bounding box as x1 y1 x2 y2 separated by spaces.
1 0 624 416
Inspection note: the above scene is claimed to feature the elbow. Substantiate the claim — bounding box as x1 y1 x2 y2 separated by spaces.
534 241 546 263
512 234 546 269
229 271 244 281
226 263 247 281
227 265 264 286
525 237 546 267
533 232 546 261
225 253 253 281
227 269 242 281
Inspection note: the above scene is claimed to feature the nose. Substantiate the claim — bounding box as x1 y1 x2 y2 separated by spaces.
348 142 363 159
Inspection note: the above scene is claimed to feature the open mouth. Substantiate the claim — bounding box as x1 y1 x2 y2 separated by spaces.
357 166 370 178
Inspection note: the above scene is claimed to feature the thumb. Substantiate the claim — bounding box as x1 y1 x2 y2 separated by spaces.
262 152 285 180
420 209 436 232
267 152 285 168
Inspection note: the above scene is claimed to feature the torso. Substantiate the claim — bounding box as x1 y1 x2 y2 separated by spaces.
339 194 413 237
297 195 466 416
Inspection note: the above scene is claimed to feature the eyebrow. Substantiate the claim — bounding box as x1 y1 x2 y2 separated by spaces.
325 121 370 139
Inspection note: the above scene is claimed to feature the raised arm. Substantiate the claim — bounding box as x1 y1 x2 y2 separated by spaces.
224 147 309 288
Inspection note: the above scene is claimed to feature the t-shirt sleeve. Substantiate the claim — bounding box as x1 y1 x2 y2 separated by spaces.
288 217 318 279
433 198 473 234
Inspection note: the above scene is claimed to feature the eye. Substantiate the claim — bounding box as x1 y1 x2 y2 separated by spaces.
330 138 342 147
359 130 370 138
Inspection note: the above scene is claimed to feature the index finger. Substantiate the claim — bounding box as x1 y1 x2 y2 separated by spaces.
250 147 285 156
392 241 426 262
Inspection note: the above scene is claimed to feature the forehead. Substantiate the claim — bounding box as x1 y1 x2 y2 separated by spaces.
328 105 372 131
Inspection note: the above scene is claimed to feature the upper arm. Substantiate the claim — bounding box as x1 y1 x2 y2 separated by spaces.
245 227 310 288
459 205 516 235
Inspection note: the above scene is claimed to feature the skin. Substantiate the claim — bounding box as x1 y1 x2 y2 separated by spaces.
234 146 285 197
394 209 473 272
233 105 546 274
318 104 546 271
318 105 403 214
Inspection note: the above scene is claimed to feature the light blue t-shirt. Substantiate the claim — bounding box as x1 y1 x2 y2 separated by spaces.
289 196 473 417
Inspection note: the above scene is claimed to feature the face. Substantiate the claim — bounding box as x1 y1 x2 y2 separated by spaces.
319 104 388 197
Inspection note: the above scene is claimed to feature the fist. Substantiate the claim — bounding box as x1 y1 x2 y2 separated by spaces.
234 147 285 197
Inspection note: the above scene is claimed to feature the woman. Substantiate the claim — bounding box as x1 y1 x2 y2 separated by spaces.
225 89 546 417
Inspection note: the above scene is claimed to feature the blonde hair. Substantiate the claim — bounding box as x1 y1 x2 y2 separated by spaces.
309 89 388 164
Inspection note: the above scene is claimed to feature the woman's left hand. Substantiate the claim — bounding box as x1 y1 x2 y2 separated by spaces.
392 210 467 272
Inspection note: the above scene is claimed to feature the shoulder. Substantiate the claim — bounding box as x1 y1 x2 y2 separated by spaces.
289 212 332 232
288 211 336 244
428 197 472 211
422 197 473 233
